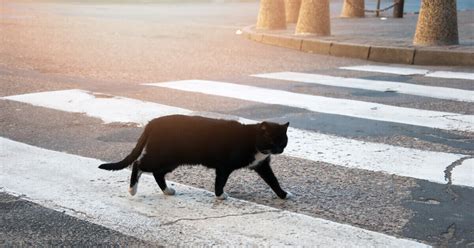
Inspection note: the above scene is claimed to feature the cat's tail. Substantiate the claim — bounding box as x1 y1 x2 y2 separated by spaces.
98 126 149 171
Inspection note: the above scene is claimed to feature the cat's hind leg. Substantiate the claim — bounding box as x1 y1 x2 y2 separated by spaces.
215 169 232 200
128 161 142 196
153 171 175 195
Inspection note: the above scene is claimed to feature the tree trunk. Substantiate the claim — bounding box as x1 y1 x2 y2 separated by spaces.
413 0 459 46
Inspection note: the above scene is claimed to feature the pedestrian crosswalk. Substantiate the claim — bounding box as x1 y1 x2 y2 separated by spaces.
3 88 472 187
1 64 473 246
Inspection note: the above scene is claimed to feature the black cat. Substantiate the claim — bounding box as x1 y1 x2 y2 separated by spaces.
99 115 291 200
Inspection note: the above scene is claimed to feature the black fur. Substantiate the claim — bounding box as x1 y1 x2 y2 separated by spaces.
99 115 290 199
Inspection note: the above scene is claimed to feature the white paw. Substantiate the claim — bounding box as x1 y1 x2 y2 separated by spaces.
284 191 294 200
163 187 176 196
128 185 137 196
216 192 228 200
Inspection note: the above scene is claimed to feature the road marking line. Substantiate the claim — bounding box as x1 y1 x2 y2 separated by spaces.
2 89 191 126
146 80 473 132
2 89 472 187
0 137 430 247
426 71 474 81
452 158 474 187
340 65 474 80
340 65 429 75
252 72 473 102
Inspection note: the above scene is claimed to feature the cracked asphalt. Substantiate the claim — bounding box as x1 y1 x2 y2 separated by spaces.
1 0 473 246
160 209 281 227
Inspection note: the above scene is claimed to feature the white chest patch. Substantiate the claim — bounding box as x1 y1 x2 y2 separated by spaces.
247 152 270 169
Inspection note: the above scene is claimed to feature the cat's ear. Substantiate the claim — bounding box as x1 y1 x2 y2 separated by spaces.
283 122 290 128
260 122 270 133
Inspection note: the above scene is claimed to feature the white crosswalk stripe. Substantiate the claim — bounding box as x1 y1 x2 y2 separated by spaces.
0 137 430 247
340 65 429 76
146 80 473 132
2 89 473 187
252 72 474 102
426 71 474 81
340 65 474 80
2 89 190 126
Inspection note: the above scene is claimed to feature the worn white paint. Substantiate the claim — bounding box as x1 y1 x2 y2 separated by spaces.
340 65 474 81
340 65 429 75
426 71 474 81
0 138 430 247
253 72 474 102
2 89 472 187
2 89 191 126
452 158 474 187
147 80 473 132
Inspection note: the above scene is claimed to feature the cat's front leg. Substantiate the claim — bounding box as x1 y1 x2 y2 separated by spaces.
215 169 231 200
254 160 290 199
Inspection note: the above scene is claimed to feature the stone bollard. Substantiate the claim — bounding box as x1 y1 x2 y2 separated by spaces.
341 0 365 18
413 0 459 46
296 0 331 36
256 0 286 30
284 0 302 24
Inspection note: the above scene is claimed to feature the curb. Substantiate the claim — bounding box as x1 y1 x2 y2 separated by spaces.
242 25 474 66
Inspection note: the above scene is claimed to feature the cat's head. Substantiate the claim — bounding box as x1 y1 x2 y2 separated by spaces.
256 121 289 155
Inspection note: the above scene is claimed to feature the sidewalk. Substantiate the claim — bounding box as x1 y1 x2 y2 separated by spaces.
242 11 474 66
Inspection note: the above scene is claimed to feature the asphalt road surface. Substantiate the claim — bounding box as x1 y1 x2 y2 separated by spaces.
1 1 473 247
